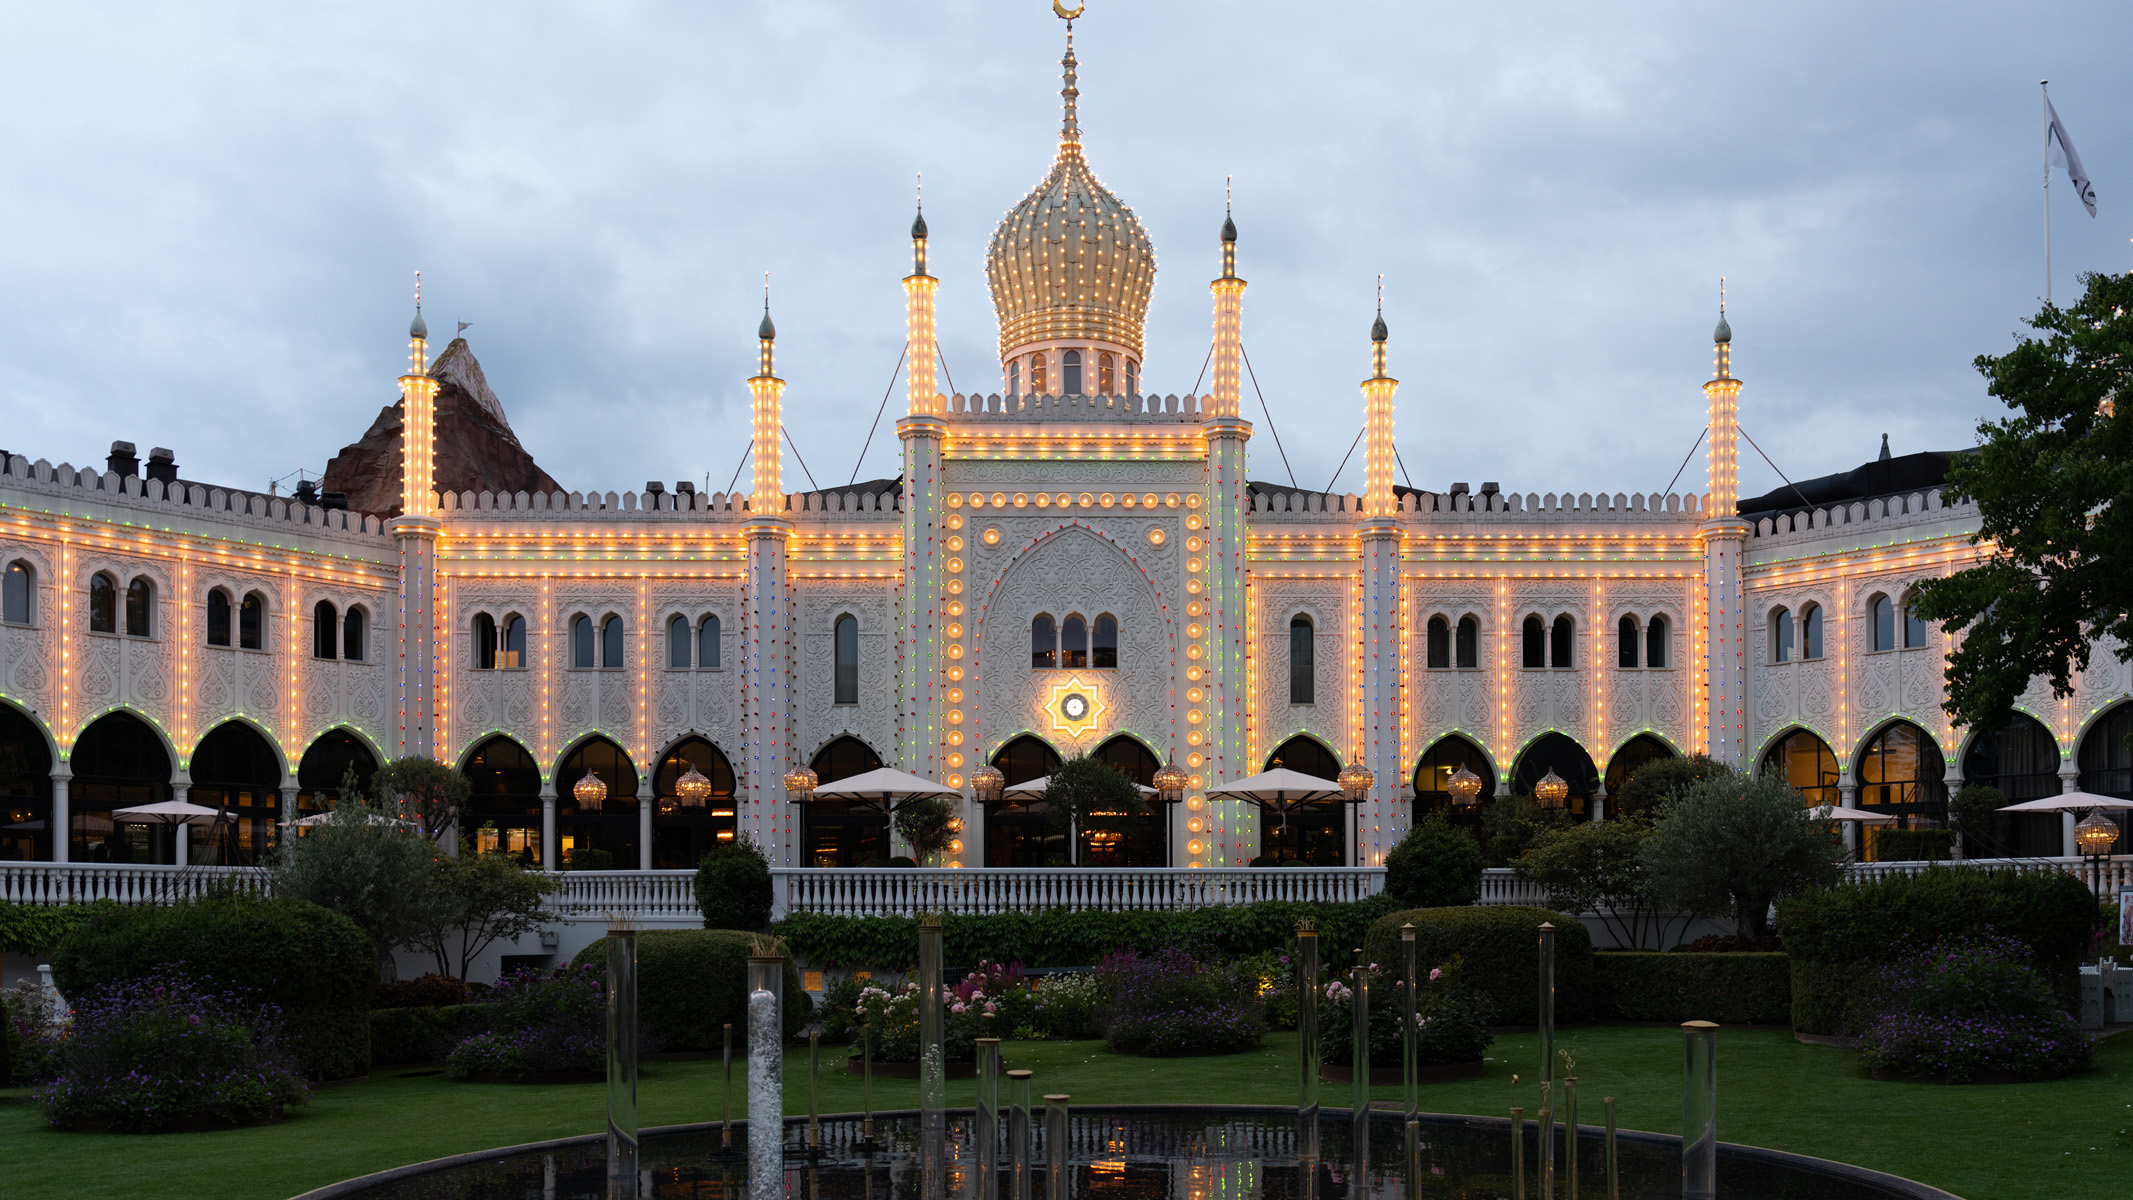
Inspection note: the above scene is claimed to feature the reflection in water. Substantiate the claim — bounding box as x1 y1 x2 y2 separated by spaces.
337 1108 1921 1200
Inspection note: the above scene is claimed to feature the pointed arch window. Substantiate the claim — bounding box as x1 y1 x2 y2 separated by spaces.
1771 607 1793 663
314 600 339 659
1097 351 1116 394
1427 615 1450 669
1289 615 1315 704
89 572 117 634
600 616 625 669
572 615 595 668
1031 614 1056 669
343 606 366 662
1801 604 1824 659
1062 349 1083 395
1092 613 1118 668
1455 615 1479 668
1061 614 1088 668
501 616 525 668
1870 594 1895 652
699 615 721 670
2 560 31 625
834 615 858 704
1617 615 1639 668
473 613 497 670
1125 359 1138 395
206 587 232 646
668 615 691 669
238 591 264 649
126 578 154 638
1903 597 1930 648
1550 615 1574 668
1645 614 1669 668
1008 358 1021 395
1523 615 1545 668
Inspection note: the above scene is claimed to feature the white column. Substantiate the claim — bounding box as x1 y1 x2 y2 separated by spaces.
541 781 557 872
50 768 70 863
742 518 794 864
391 517 442 759
2062 769 2082 857
639 794 653 871
1359 524 1403 864
898 416 946 783
172 778 191 867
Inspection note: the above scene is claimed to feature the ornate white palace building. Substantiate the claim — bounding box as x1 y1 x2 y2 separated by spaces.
1 29 2129 877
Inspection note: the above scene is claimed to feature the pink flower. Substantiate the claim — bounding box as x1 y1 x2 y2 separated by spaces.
950 1002 967 1015
1429 968 1444 982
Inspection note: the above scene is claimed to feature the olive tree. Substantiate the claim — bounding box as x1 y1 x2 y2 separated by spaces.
1640 771 1845 939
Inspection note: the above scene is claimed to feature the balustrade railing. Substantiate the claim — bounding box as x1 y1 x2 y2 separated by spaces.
547 870 701 919
0 862 269 907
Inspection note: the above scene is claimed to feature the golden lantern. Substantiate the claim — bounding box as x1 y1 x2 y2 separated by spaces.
572 770 608 812
1337 761 1375 805
1533 769 1569 809
783 764 819 804
674 764 713 809
2075 811 2119 858
969 762 1006 806
1152 758 1191 806
1447 765 1485 810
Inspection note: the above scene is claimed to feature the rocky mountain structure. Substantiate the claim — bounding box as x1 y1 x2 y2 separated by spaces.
321 337 558 517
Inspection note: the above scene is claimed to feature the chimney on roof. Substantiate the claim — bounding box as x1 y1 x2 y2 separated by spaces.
1480 482 1501 497
1449 481 1471 496
675 481 696 495
145 447 177 485
645 480 666 495
294 478 320 505
107 441 139 477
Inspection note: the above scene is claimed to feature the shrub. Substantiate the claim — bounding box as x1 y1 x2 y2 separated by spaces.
1640 771 1845 938
447 964 604 1081
1610 753 1731 818
1238 949 1299 1029
1479 794 1571 867
1950 783 2010 859
376 973 472 1009
694 837 773 931
4 978 63 1086
0 901 121 956
370 1004 491 1066
894 798 959 865
410 853 557 979
1384 813 1483 908
1856 935 2092 1082
566 846 615 871
369 755 471 843
1032 972 1104 1040
1320 959 1495 1067
851 980 1000 1062
1873 828 1954 863
956 960 1038 1033
38 967 308 1131
1043 754 1151 855
1591 953 1790 1025
1098 948 1266 1056
49 895 374 1080
1520 816 1682 950
569 929 805 1049
817 975 869 1044
1363 905 1594 1024
268 802 444 966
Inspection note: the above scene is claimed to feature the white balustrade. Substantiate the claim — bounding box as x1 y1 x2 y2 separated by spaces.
0 862 269 906
547 869 701 918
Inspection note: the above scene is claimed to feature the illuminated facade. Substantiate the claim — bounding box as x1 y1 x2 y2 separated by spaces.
3 26 2129 873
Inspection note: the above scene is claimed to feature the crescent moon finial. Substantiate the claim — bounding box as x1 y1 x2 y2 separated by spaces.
1053 1 1085 21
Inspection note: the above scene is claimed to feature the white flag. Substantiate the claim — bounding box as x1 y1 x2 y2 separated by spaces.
2047 97 2098 217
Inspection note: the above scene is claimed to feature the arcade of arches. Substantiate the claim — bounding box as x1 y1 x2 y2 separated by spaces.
982 734 1166 867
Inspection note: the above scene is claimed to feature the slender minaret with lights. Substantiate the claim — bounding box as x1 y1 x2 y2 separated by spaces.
898 192 950 802
742 290 796 860
1356 288 1406 862
1201 198 1254 863
1701 285 1748 765
393 275 442 760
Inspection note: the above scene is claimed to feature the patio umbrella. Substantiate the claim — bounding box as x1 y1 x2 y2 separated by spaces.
1002 775 1158 797
110 800 229 827
1996 791 2133 813
1204 768 1345 832
1804 805 1897 825
807 767 962 810
283 809 417 828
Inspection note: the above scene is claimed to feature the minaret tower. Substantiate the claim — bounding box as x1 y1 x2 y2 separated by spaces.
742 287 796 860
392 274 442 759
899 190 950 791
1356 285 1406 862
1700 283 1748 765
1201 196 1254 863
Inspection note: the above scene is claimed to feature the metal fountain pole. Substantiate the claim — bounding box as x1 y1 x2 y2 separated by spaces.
605 918 639 1200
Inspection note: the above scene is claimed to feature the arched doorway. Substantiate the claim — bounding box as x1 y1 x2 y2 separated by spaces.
1411 734 1493 828
985 735 1064 867
1511 732 1600 820
296 730 380 817
0 703 53 861
1761 729 1839 808
1259 735 1344 865
1962 714 2062 858
464 737 543 866
652 738 737 868
2077 704 2132 855
802 736 887 868
558 738 640 870
1858 721 1947 859
1603 734 1675 800
69 711 172 863
1090 735 1165 866
188 723 282 866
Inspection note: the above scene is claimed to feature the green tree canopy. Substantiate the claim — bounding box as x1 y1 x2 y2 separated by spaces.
369 756 472 843
1640 770 1845 939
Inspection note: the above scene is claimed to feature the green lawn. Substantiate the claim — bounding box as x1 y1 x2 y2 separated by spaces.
2 1027 2126 1200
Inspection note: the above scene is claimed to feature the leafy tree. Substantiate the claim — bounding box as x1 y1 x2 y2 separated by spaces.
1610 753 1731 818
268 802 444 976
1909 271 2133 734
894 797 959 864
1479 793 1570 867
411 852 558 979
1948 783 2011 860
1041 754 1147 864
368 756 472 844
1383 812 1483 907
1640 771 1845 939
694 836 773 931
1520 816 1684 949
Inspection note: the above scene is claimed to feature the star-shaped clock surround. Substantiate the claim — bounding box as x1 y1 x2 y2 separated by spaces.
1044 674 1107 740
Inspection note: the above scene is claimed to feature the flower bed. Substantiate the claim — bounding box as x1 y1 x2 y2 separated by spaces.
1318 958 1495 1070
1856 935 2092 1083
1098 948 1266 1057
850 980 1003 1063
446 965 605 1083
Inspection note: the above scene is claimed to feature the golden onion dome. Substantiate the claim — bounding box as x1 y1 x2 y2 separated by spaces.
986 31 1156 366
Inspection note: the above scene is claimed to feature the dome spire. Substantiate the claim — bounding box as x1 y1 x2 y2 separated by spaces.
1712 276 1732 380
1058 8 1082 153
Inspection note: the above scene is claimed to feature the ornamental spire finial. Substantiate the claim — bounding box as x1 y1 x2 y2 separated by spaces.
1057 4 1083 151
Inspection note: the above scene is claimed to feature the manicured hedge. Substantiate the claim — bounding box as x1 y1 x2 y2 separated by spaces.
370 1004 492 1066
1776 866 2097 1035
774 896 1402 971
1362 906 1593 1025
0 900 121 955
48 895 375 1080
1592 953 1790 1025
571 929 806 1050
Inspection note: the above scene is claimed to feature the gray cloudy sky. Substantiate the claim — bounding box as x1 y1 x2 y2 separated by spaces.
2 1 2128 505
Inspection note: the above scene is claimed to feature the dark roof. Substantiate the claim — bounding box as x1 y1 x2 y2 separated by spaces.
794 476 903 501
1736 447 1964 522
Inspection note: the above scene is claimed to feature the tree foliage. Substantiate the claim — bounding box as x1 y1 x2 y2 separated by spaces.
269 802 444 971
410 852 558 979
1949 783 2011 860
368 756 472 843
894 797 960 864
1910 270 2133 734
1611 753 1731 818
1640 771 1845 939
1041 753 1148 861
694 836 773 931
1520 816 1684 949
1383 812 1483 907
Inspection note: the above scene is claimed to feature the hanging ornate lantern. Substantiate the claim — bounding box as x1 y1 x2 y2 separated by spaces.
1447 765 1484 809
2075 811 2119 858
1337 760 1375 805
968 762 1006 806
572 770 608 812
783 763 819 803
675 764 714 809
1152 758 1191 806
1533 769 1569 808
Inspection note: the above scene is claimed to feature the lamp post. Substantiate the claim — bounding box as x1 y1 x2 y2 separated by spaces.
783 764 818 804
2076 811 2119 895
1338 761 1374 865
1153 759 1190 808
970 762 1006 808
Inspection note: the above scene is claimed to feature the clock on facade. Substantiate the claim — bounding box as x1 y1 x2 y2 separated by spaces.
1060 693 1089 722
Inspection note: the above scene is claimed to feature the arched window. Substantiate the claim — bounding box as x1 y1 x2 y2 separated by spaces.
651 737 738 867
667 615 691 669
1512 731 1600 818
473 613 497 670
1603 733 1676 798
501 616 525 668
601 616 625 669
1412 734 1494 816
1008 358 1021 395
1031 614 1057 669
1965 713 2063 857
342 607 366 662
1125 359 1138 395
1522 615 1545 668
572 615 594 668
804 736 890 867
206 588 232 646
1551 615 1574 668
89 572 117 634
1770 607 1793 663
559 737 640 869
126 577 154 638
1097 351 1116 394
834 615 858 704
1063 349 1084 395
1028 353 1047 394
1090 734 1164 866
314 600 338 659
1427 616 1451 669
2077 705 2133 855
68 711 172 863
698 615 721 670
1455 616 1479 668
1617 615 1639 669
0 701 55 861
1289 615 1315 704
1801 604 1824 659
1092 613 1118 668
1261 736 1345 864
1061 614 1088 668
296 729 379 819
238 591 264 649
188 722 282 866
1870 594 1894 652
1903 596 1930 648
1646 614 1669 669
1858 721 1947 838
464 737 543 866
1760 728 1839 808
2 560 31 625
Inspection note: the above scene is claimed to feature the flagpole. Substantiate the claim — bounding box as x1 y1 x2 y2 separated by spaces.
2042 79 2052 304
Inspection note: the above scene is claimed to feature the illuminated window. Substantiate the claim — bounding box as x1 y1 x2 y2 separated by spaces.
1098 351 1115 394
1770 607 1793 662
1550 615 1574 668
1903 595 1930 648
571 615 594 668
473 613 497 670
1063 349 1083 395
1645 614 1669 668
1289 615 1315 705
1801 604 1823 659
834 615 858 704
1125 359 1138 395
1093 613 1117 668
1522 615 1545 668
126 577 154 638
1617 615 1639 669
1455 616 1479 669
206 587 232 646
1869 594 1894 652
1008 358 1021 395
699 615 721 670
1760 729 1839 807
343 607 366 662
1029 353 1047 394
1031 614 1056 669
2 560 31 625
1427 615 1450 669
600 616 625 669
89 572 117 634
238 591 264 649
1061 614 1088 668
501 615 525 668
314 600 339 660
668 615 691 669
